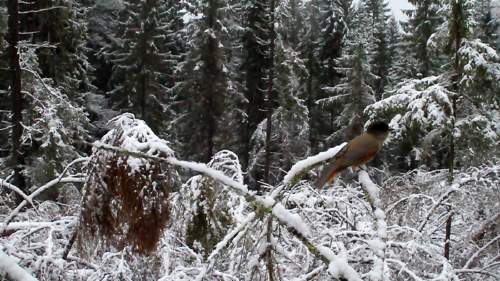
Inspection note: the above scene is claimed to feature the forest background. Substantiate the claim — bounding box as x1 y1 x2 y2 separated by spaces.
0 0 499 280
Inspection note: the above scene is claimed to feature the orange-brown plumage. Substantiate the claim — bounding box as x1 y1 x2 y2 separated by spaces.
316 121 390 188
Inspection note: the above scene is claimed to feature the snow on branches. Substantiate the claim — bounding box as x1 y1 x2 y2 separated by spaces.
78 114 176 255
1 115 499 281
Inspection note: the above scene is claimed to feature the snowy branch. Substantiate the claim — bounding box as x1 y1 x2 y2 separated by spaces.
283 143 347 186
358 170 387 281
90 141 362 280
0 250 38 281
0 179 33 206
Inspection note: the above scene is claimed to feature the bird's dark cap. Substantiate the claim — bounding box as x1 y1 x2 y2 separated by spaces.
366 121 390 134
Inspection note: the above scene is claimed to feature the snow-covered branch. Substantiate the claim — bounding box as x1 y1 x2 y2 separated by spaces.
1 176 85 228
283 143 347 186
0 180 33 206
0 250 38 281
90 140 362 280
358 170 387 281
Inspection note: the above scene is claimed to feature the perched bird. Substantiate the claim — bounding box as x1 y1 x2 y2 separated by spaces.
315 121 390 189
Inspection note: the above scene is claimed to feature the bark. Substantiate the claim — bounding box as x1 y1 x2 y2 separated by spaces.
263 0 276 185
7 0 26 194
444 210 453 260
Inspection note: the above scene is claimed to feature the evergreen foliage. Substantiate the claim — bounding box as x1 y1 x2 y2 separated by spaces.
1 0 499 280
105 0 171 133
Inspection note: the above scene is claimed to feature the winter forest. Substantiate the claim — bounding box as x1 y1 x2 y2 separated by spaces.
0 0 499 280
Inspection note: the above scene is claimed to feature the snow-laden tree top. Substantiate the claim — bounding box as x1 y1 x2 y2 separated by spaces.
98 113 174 171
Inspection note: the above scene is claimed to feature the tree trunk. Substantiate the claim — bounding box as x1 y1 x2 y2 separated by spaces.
8 0 26 194
263 0 276 185
444 209 453 259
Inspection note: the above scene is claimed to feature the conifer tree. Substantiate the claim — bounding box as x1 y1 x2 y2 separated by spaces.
307 0 352 151
30 0 94 102
365 0 391 99
319 43 376 143
6 0 26 192
174 0 240 163
0 4 10 161
301 1 323 152
366 0 499 170
106 0 170 133
473 0 499 48
386 15 413 89
240 0 272 167
402 0 444 77
1 0 91 199
247 0 310 188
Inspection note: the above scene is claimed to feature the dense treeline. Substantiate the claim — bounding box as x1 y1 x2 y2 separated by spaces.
0 0 499 192
0 0 499 280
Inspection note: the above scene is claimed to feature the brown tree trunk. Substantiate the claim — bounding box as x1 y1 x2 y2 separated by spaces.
444 209 453 259
8 0 26 193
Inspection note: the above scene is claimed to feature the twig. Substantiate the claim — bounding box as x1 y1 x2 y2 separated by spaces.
194 213 257 281
417 187 459 232
2 176 85 227
1 157 88 227
463 235 500 269
0 179 34 207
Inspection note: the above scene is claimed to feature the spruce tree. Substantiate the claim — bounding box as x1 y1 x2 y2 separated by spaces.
174 0 240 163
308 0 352 151
240 0 272 167
402 0 444 77
0 4 9 161
106 0 170 133
247 0 310 188
319 43 376 143
473 0 499 48
386 15 414 89
366 0 499 170
301 0 323 153
1 0 90 199
30 0 93 102
6 0 26 193
365 0 391 99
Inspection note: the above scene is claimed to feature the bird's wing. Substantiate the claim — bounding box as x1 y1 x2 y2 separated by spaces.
340 136 379 167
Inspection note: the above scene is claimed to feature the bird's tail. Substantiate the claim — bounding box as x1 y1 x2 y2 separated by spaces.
315 161 339 189
326 170 338 185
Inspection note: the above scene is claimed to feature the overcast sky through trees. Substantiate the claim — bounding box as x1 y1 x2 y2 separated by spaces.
387 0 412 20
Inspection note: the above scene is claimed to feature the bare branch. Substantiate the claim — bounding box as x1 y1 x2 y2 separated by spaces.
463 235 500 269
19 6 67 14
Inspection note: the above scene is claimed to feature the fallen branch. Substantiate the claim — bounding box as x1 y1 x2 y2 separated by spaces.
1 176 85 228
0 179 34 207
417 186 459 232
463 235 500 269
0 249 38 281
1 157 89 228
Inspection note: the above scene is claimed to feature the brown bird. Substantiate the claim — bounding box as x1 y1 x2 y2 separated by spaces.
315 121 390 189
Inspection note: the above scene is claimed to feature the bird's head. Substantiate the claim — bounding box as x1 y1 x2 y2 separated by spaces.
366 121 390 141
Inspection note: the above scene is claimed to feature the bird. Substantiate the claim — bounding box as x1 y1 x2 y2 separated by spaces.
315 121 390 189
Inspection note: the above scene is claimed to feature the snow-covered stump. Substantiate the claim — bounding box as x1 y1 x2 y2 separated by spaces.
358 171 387 281
77 114 176 259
